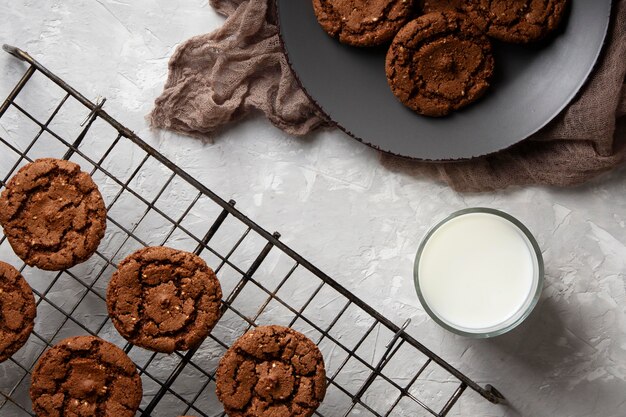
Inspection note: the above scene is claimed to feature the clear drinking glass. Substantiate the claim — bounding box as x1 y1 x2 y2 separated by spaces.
414 208 544 338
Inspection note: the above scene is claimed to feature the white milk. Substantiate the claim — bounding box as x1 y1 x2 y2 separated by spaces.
417 212 540 334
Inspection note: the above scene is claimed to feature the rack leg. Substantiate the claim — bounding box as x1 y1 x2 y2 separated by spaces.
483 384 506 404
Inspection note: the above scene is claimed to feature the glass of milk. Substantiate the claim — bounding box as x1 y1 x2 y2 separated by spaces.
414 208 543 338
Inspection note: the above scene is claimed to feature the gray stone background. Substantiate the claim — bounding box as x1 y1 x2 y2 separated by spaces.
0 1 625 416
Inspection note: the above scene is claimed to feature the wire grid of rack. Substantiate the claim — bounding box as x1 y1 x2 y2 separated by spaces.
0 45 504 417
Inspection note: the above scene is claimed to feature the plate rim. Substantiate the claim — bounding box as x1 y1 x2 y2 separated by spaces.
273 0 614 162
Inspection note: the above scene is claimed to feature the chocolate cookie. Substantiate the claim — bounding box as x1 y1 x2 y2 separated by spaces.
106 246 222 353
466 0 568 43
0 261 36 363
312 0 416 47
30 335 142 417
0 158 107 271
216 325 326 417
385 12 494 117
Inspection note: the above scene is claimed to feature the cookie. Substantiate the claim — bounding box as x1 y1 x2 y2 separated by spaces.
312 0 416 47
106 246 222 353
466 0 568 43
30 335 142 417
0 261 36 363
385 12 494 117
0 158 107 271
216 325 326 417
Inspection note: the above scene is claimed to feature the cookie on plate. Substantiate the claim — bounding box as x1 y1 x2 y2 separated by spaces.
216 325 326 417
385 11 494 117
0 158 107 271
30 335 142 417
0 261 36 363
312 0 416 46
106 246 222 353
466 0 568 43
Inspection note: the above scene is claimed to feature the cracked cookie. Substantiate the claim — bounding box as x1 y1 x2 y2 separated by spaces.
312 0 416 46
0 158 107 271
0 261 36 363
465 0 568 43
106 246 222 353
385 11 494 116
216 325 326 417
30 335 142 417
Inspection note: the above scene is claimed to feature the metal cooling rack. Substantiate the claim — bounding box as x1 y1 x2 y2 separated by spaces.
0 45 504 417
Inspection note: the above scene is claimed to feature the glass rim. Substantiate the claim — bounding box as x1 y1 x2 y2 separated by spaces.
414 207 544 338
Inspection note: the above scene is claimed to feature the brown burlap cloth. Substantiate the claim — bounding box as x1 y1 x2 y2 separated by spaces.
150 0 626 192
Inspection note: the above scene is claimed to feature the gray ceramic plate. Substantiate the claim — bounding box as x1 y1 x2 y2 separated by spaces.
275 1 612 160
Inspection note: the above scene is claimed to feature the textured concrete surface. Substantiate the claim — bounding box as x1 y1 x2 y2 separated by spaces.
1 1 625 416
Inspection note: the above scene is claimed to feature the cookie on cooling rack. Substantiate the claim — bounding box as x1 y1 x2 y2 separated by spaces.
0 158 107 271
216 325 326 417
0 261 36 363
466 0 569 43
106 246 222 353
30 335 142 417
385 11 494 117
312 0 416 46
